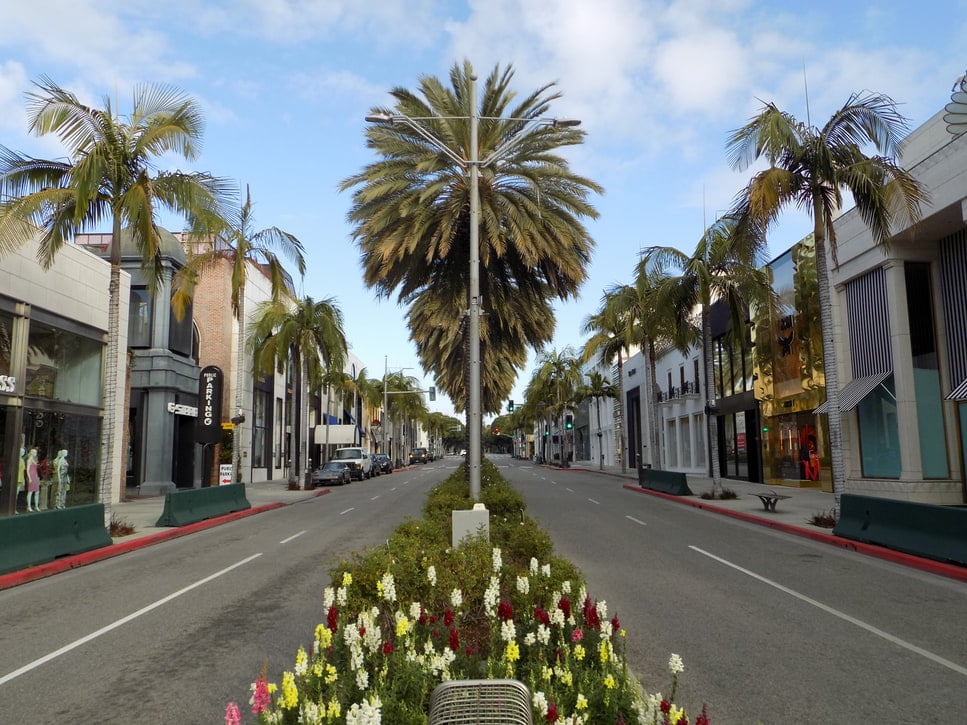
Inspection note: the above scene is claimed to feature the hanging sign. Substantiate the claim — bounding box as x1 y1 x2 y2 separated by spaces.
195 365 224 444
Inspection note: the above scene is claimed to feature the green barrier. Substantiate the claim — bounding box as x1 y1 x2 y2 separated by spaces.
637 467 694 496
834 494 967 565
0 504 112 575
155 483 251 527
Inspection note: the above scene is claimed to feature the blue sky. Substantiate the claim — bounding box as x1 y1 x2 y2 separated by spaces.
2 0 965 420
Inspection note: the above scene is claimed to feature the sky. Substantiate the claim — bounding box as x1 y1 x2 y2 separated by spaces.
2 0 966 421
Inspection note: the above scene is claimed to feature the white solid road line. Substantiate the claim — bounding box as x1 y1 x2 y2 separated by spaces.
626 516 647 526
279 531 306 545
0 553 263 687
690 545 967 678
340 508 355 515
588 498 601 505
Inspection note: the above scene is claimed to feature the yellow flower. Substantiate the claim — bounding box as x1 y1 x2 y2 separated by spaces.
326 698 341 718
504 640 520 662
396 615 411 637
280 671 298 709
316 625 333 650
575 693 588 710
603 674 616 690
342 572 352 587
670 705 685 724
267 683 278 694
573 644 585 661
324 664 338 684
376 580 383 595
542 666 553 681
599 641 610 663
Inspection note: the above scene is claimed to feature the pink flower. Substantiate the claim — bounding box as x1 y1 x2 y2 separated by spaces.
224 702 241 725
571 628 584 642
252 676 271 714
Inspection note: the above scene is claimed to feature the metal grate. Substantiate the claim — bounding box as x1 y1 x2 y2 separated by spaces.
428 679 533 725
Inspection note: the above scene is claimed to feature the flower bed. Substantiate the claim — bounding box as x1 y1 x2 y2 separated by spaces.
227 461 709 724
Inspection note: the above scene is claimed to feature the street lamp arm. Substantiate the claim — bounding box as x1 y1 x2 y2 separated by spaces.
366 114 468 168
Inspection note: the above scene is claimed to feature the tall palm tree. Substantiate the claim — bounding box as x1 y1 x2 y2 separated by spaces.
341 60 602 416
173 185 306 483
526 347 583 466
582 294 634 473
644 215 770 493
0 77 229 519
578 370 618 469
248 295 347 486
727 92 925 506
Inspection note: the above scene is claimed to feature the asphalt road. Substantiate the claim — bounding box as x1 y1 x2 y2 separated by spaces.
0 462 448 724
497 456 967 724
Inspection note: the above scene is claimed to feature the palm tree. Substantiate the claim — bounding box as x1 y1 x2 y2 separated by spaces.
173 185 306 483
727 92 925 507
248 295 347 487
526 347 583 466
644 215 770 493
0 77 229 519
341 60 602 415
578 370 618 470
581 294 634 473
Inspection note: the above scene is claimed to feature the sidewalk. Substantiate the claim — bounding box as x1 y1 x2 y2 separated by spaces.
2 464 965 591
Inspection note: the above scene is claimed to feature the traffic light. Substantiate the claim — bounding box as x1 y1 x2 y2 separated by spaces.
508 399 515 412
428 386 436 401
544 425 549 437
565 414 574 430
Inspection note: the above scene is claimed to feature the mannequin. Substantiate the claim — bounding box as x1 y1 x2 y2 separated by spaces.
18 443 25 494
25 447 39 512
53 449 70 509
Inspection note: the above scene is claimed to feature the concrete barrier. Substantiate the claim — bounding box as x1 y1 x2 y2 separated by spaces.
155 483 251 527
637 467 694 496
0 504 112 575
834 494 967 565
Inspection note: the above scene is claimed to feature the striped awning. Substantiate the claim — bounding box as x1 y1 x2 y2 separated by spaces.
946 377 967 401
814 370 893 414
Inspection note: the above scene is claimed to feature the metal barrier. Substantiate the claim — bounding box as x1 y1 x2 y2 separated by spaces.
0 504 112 575
834 493 967 565
637 467 694 496
155 483 251 527
428 679 532 725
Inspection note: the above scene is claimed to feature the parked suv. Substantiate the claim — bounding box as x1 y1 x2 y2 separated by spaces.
332 446 373 480
409 447 428 464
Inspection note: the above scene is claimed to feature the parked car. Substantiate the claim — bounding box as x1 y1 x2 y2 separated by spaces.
409 447 428 464
332 446 373 480
311 461 352 487
372 453 393 474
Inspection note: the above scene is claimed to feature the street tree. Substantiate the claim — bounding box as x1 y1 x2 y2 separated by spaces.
728 92 925 506
578 370 618 470
0 77 229 518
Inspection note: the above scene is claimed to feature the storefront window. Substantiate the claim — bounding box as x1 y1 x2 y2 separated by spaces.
667 421 678 467
25 321 102 406
680 416 691 468
858 375 900 478
253 388 268 468
168 298 193 356
128 287 152 348
1 311 13 378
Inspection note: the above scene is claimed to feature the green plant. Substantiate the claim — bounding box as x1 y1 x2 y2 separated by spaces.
108 514 135 537
810 509 837 528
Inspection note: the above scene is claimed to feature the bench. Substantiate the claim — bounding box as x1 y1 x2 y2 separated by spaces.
752 489 791 512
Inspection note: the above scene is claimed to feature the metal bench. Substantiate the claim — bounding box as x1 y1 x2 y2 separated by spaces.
752 489 791 512
428 679 532 724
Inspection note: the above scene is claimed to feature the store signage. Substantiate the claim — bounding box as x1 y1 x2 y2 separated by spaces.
195 365 224 444
0 374 17 394
167 402 199 417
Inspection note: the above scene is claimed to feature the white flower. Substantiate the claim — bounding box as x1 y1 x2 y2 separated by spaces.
409 602 422 620
500 618 516 642
380 572 397 603
596 600 608 622
355 668 370 691
492 547 502 572
323 586 335 609
549 608 565 628
427 565 437 587
541 563 551 578
345 696 382 725
561 580 572 594
524 631 536 646
484 576 500 617
450 588 463 609
669 653 685 675
532 690 548 718
537 623 551 645
529 557 539 575
516 575 529 595
336 586 348 606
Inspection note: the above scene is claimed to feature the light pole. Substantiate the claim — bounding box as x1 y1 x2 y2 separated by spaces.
366 67 579 500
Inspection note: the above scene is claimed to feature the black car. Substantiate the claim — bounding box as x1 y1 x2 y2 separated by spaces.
372 453 393 474
311 461 352 486
409 447 428 464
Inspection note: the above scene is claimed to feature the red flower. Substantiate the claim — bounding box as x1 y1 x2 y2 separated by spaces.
660 699 671 713
444 608 454 627
382 640 394 655
327 605 339 633
611 614 620 632
449 628 460 652
358 625 366 638
558 596 571 619
418 606 427 626
695 704 710 725
546 701 558 721
498 599 514 622
465 646 473 656
583 595 600 629
534 605 550 626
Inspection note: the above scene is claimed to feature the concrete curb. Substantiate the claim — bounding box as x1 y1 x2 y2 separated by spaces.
623 484 967 583
0 488 331 592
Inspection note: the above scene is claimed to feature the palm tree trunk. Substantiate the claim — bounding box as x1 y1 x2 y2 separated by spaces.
615 354 626 473
289 351 301 487
814 222 844 512
595 397 603 470
704 305 722 493
99 240 122 526
235 286 246 483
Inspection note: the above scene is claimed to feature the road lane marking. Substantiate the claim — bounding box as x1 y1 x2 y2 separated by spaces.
279 531 306 544
626 516 647 526
690 546 967 678
588 498 601 505
340 508 355 515
370 495 381 501
566 487 575 493
0 553 263 687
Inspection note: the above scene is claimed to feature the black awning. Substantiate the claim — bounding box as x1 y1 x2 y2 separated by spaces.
814 370 892 414
946 377 967 401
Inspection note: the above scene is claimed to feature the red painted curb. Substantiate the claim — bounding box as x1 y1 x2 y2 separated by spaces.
623 484 967 583
0 488 331 592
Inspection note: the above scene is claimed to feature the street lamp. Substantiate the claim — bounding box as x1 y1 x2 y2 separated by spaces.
366 67 579 500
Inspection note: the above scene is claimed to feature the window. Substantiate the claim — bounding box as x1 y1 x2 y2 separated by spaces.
252 389 268 468
693 359 700 396
128 287 152 348
680 416 691 468
25 320 102 406
168 298 193 357
858 375 900 477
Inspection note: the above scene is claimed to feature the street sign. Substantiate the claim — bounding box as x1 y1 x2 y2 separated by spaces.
221 422 234 430
219 464 233 485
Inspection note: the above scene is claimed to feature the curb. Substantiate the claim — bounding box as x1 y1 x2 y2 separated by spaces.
0 488 331 592
623 484 967 583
